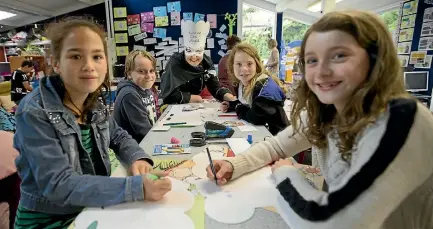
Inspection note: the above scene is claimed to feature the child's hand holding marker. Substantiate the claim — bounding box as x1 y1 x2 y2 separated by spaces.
142 170 172 201
206 160 234 185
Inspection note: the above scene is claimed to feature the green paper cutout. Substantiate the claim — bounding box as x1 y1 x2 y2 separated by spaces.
87 220 98 229
224 13 237 36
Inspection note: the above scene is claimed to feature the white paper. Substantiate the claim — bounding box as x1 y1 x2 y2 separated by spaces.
134 32 147 41
216 32 224 38
207 38 215 49
222 34 228 40
155 45 166 50
156 57 165 61
169 40 179 45
163 37 172 41
162 60 168 69
156 50 165 56
205 192 255 224
219 24 227 32
133 45 146 51
143 38 157 45
221 45 227 50
152 125 171 131
226 138 251 155
179 47 185 52
204 50 211 57
148 51 155 56
218 50 225 57
179 37 184 46
158 41 168 46
218 39 226 45
237 125 258 132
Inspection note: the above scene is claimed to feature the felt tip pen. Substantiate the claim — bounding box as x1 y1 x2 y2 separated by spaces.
147 174 160 181
206 147 218 185
163 122 187 126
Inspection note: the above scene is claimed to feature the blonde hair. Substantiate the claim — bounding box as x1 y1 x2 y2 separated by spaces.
124 50 157 79
227 43 287 101
268 39 277 48
291 10 409 161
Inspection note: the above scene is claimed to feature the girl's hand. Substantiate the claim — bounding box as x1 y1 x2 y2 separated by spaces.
220 101 229 113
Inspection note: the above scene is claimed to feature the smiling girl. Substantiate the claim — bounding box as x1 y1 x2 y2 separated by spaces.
13 19 171 228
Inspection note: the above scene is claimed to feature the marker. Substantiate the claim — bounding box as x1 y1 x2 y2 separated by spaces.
170 125 196 128
218 114 237 117
147 174 160 181
163 122 187 126
206 147 218 185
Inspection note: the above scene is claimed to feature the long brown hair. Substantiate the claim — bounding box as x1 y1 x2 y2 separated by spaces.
45 17 109 122
227 43 286 101
291 10 409 161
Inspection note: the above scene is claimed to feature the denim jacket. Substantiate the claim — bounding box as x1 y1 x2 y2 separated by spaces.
14 76 152 214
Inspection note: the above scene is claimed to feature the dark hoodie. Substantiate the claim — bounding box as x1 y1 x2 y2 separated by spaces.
113 80 157 144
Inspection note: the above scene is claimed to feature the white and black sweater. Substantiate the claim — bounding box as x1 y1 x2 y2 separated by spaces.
227 99 433 229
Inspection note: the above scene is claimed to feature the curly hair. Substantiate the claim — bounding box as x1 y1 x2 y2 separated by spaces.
290 10 409 161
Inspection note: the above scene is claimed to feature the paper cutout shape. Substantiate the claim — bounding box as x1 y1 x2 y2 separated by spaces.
415 55 433 68
410 51 427 64
207 14 217 28
133 45 146 51
206 38 214 49
194 13 205 23
154 28 167 39
114 33 128 43
134 32 147 42
158 41 168 46
221 45 227 50
128 24 141 36
169 40 179 45
113 7 127 18
399 28 414 42
141 22 154 33
183 12 193 21
401 14 416 29
398 55 409 67
397 42 412 54
114 20 127 31
402 0 418 16
218 50 225 57
224 13 237 36
154 6 168 17
116 46 129 56
179 37 184 46
167 1 181 12
141 12 154 22
181 20 210 49
163 37 172 41
127 14 140 25
204 50 211 57
143 38 157 45
155 16 169 27
171 12 181 26
220 24 227 32
218 39 226 45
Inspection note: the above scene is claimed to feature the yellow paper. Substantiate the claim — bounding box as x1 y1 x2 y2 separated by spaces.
115 33 128 43
155 16 169 27
114 20 127 31
116 46 129 56
186 186 205 229
113 7 127 18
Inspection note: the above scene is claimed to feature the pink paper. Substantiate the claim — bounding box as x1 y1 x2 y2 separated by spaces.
141 12 154 22
207 14 217 28
127 14 140 25
141 23 154 33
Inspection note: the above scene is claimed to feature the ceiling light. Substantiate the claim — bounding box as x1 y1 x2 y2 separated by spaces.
308 0 344 12
0 10 16 21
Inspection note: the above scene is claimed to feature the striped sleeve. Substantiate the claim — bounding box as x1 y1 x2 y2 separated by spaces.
273 99 433 229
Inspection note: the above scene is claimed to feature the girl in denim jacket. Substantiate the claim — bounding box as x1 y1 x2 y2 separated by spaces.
13 19 172 228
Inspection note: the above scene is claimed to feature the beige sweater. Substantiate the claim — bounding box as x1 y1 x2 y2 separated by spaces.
227 99 433 229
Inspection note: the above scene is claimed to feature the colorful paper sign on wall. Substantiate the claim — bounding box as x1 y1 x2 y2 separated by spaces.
414 55 432 68
194 13 205 22
402 0 418 16
153 6 168 17
113 7 127 18
128 24 141 36
421 22 433 37
167 1 181 12
171 12 181 26
183 12 193 21
141 22 154 33
127 14 140 25
155 16 169 27
207 14 217 28
141 12 154 22
114 20 127 31
401 14 416 29
116 46 129 56
397 41 412 54
134 32 147 42
115 33 128 43
399 28 414 42
410 51 427 64
154 28 167 39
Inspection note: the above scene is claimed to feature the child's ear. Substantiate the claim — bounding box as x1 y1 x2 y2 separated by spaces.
51 56 60 74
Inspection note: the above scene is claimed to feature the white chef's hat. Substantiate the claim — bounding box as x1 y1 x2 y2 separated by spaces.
181 19 210 50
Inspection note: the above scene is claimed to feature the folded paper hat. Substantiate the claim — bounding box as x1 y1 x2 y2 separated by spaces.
181 20 210 50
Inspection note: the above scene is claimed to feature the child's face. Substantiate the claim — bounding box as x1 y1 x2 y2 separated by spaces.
184 47 204 67
129 55 156 89
54 27 107 96
303 30 370 112
233 50 257 85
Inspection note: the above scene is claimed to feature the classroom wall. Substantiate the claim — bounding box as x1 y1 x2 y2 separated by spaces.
112 0 238 67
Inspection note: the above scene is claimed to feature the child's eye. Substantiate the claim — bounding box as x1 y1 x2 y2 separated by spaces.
306 58 317 64
236 63 241 66
94 55 104 60
71 55 81 60
332 53 346 60
247 62 253 66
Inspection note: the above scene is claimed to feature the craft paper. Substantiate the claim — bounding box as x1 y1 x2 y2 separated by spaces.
143 38 157 45
155 46 165 50
141 22 154 33
114 20 127 31
134 32 147 41
222 34 228 40
194 13 205 23
163 37 172 41
162 60 168 69
421 22 433 37
171 12 181 26
403 1 418 16
207 14 217 28
204 50 211 57
410 51 427 64
153 144 191 155
179 37 184 46
221 45 227 50
114 33 128 43
141 12 154 22
155 16 169 27
238 124 258 132
169 40 179 45
399 28 414 42
216 32 224 38
218 50 225 57
226 138 251 155
156 50 165 56
419 36 433 50
153 6 168 17
181 20 211 50
116 46 129 56
167 1 181 12
128 24 141 36
113 7 127 18
397 42 412 54
183 12 193 21
149 51 155 56
127 14 140 25
133 45 146 51
401 14 416 29
154 28 167 38
158 41 168 46
415 55 433 68
218 39 226 45
219 24 227 32
423 7 433 22
207 38 215 49
205 192 255 224
179 47 185 52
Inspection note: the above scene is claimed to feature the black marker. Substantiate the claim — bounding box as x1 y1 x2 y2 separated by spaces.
206 147 218 185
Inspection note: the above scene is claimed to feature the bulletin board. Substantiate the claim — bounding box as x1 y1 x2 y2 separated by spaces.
111 0 238 73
